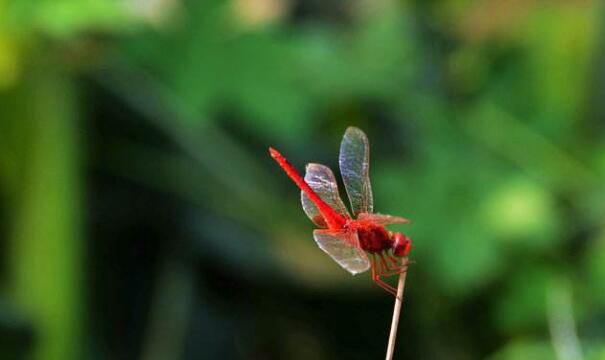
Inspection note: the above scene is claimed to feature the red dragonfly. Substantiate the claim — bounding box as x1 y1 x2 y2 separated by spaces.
269 127 412 295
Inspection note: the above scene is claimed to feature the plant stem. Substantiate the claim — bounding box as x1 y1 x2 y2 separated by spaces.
547 280 583 360
385 271 407 360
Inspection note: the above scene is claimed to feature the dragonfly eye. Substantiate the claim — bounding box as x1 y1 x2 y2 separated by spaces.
392 232 412 257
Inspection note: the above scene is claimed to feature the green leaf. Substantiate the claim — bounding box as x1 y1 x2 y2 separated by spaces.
584 231 605 306
8 0 137 37
481 177 559 250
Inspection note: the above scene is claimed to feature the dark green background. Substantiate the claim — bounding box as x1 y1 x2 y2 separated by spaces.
1 0 604 359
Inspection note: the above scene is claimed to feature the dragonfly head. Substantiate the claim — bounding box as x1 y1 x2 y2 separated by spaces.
392 232 412 257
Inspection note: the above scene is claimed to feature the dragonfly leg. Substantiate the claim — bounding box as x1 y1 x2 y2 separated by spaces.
391 255 415 267
386 253 400 267
379 253 409 277
379 265 409 278
371 256 398 297
378 254 389 274
388 253 415 269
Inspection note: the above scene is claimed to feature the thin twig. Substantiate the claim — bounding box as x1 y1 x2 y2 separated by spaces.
386 271 407 360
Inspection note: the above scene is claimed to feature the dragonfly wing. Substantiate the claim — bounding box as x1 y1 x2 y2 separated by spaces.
339 127 373 217
301 163 350 227
357 213 411 225
313 229 370 275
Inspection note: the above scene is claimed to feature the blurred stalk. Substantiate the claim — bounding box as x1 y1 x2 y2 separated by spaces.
140 258 194 360
547 280 583 360
8 68 83 360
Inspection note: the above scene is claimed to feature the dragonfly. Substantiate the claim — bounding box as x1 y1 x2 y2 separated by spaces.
269 126 412 296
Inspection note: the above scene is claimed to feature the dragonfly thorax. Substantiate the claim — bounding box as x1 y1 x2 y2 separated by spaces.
353 222 393 253
348 220 412 257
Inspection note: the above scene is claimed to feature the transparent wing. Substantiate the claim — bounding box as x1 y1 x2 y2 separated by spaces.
313 229 370 275
357 213 410 225
339 127 373 217
301 163 350 228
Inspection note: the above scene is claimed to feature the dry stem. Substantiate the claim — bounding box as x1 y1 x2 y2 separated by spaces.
385 271 407 360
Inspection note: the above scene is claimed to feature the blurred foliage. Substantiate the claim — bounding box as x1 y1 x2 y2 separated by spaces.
1 0 605 359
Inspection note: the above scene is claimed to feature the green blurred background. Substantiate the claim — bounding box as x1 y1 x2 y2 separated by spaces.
1 0 604 359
